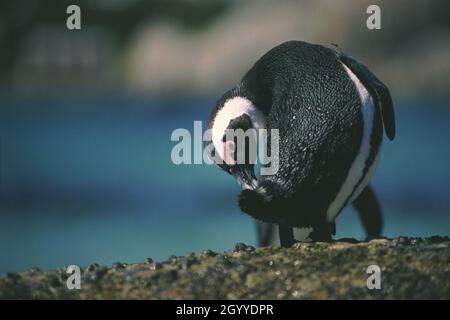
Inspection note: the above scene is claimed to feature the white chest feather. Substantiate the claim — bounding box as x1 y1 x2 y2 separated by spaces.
325 64 380 223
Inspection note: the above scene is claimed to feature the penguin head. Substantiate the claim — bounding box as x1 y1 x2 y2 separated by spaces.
207 92 266 190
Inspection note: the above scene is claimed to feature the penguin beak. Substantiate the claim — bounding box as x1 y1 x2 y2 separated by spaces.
230 165 258 190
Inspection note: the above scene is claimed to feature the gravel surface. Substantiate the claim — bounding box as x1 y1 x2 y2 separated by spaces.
1 236 449 299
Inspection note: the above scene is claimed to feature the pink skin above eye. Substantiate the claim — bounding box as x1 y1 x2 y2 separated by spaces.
223 141 236 165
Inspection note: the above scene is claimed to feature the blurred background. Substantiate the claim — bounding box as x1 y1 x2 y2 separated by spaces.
0 0 449 274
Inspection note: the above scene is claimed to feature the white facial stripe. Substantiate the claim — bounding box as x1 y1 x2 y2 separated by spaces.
211 96 265 161
326 63 378 223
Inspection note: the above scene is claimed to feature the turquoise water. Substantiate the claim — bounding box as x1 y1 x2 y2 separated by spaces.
0 96 449 273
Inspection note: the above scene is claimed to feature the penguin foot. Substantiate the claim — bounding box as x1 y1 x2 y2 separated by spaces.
309 226 333 242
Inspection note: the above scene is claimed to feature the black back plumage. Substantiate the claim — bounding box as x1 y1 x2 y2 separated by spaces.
237 41 385 227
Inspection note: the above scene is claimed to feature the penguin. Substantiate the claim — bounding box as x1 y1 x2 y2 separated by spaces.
206 41 395 247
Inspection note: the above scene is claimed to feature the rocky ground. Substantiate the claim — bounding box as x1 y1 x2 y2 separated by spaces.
0 236 449 299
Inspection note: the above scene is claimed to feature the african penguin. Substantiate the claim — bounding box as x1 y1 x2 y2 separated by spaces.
206 41 395 247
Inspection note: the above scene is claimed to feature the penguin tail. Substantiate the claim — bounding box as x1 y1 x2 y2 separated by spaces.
238 180 286 222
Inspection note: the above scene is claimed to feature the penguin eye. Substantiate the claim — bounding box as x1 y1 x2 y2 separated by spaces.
223 140 236 165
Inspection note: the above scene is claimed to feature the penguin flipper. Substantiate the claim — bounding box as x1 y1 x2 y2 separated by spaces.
238 180 287 224
352 185 383 239
328 45 396 140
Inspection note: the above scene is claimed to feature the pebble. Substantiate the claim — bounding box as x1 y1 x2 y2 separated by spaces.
202 249 217 257
88 267 108 280
293 242 312 249
293 260 302 267
292 290 301 298
112 262 127 270
149 262 160 271
410 238 423 246
245 245 256 252
234 242 248 252
393 236 411 246
168 255 178 264
178 257 191 270
86 263 100 272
